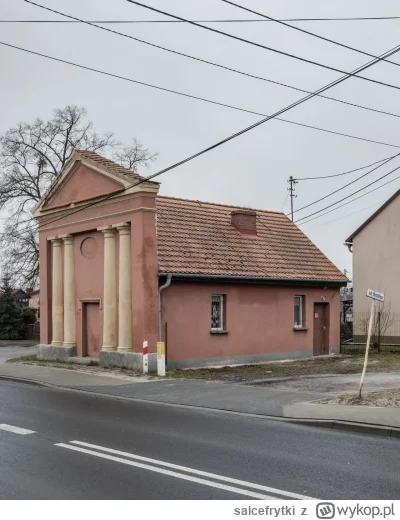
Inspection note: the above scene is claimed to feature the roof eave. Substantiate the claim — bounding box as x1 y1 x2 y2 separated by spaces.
345 187 400 243
158 272 347 287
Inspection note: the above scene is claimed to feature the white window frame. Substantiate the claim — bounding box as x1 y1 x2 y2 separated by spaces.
294 295 304 329
211 294 225 331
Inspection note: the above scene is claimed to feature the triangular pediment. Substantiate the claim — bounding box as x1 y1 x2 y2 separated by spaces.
32 149 160 219
32 150 139 217
43 163 124 210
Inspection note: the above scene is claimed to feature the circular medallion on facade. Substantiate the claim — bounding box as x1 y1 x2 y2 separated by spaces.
80 237 98 259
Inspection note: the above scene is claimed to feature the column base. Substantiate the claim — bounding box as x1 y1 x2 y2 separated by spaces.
63 342 77 348
117 347 134 353
100 351 157 372
101 346 118 352
51 341 63 347
38 344 77 361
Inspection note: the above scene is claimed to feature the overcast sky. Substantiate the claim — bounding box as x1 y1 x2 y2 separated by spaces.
2 0 400 278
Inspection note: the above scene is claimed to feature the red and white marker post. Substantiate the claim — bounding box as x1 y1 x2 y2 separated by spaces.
143 340 148 374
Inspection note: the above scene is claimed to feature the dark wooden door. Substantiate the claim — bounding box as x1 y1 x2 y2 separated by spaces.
84 303 101 357
313 303 330 356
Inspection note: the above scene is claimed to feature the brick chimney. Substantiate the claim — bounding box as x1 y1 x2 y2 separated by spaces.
231 210 257 235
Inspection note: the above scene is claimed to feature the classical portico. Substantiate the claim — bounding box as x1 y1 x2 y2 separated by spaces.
45 223 134 357
34 149 159 369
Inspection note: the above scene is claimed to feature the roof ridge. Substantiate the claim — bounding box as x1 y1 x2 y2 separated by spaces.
157 194 286 216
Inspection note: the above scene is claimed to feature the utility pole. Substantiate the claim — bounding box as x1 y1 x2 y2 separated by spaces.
288 176 298 221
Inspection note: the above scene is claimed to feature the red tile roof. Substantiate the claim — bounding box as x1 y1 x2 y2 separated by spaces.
76 149 144 181
156 196 347 282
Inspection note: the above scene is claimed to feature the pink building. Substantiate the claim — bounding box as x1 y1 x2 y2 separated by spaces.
33 150 347 370
28 289 40 321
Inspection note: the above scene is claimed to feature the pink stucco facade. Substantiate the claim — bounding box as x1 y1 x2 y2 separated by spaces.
34 150 345 369
161 282 340 368
38 190 159 357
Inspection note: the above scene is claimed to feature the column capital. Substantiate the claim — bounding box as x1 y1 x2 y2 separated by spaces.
115 223 131 235
50 237 63 247
112 222 130 229
60 234 74 246
97 225 116 238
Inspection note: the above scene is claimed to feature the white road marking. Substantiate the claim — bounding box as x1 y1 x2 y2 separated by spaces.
0 423 35 435
56 443 276 499
67 440 315 500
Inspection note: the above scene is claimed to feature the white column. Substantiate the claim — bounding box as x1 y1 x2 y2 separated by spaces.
51 238 63 346
100 227 117 351
62 235 76 347
116 223 133 352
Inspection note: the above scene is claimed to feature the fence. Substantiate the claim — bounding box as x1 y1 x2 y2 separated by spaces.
341 311 400 353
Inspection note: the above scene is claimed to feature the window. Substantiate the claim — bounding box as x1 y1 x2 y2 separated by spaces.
294 295 304 328
211 295 225 331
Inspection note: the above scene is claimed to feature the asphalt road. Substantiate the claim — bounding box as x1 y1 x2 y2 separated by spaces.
0 379 399 500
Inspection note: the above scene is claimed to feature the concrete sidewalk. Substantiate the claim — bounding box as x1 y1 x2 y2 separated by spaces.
0 357 399 435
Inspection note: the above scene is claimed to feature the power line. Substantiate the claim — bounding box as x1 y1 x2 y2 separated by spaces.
2 41 399 151
4 17 400 24
34 41 400 232
125 0 400 92
302 200 386 231
8 32 400 235
280 191 290 212
296 157 393 180
222 0 400 68
291 154 399 216
17 3 400 121
295 162 400 223
299 173 400 226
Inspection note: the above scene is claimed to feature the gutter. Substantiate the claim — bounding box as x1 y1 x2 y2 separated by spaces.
158 274 172 342
344 242 353 253
158 272 346 287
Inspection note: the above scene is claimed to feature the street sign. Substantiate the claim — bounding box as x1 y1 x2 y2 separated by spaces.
366 289 385 302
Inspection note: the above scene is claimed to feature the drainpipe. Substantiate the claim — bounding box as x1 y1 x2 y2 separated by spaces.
158 274 172 342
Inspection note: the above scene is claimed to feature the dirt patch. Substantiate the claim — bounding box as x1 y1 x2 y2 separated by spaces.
316 389 400 407
167 353 400 383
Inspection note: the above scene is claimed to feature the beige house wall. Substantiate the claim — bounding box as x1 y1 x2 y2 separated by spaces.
352 193 400 337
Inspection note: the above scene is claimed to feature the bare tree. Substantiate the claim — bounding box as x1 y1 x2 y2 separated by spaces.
359 300 395 351
112 137 158 173
0 105 157 287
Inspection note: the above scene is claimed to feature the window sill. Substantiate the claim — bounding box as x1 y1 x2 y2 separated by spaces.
293 327 308 331
210 330 229 334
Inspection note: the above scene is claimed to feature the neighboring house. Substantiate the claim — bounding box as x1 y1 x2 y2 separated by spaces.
340 285 353 343
340 285 353 323
33 150 347 370
345 188 400 343
11 289 30 307
28 289 40 322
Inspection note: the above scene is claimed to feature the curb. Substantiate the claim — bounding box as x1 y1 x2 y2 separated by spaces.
1 374 399 439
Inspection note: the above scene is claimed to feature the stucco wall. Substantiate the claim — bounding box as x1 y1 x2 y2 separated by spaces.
161 282 340 368
39 192 159 354
353 194 400 317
